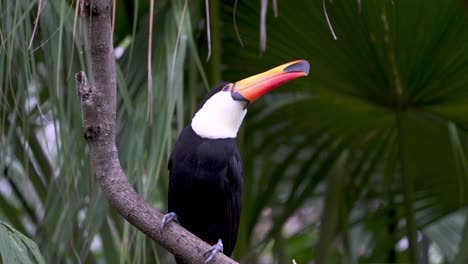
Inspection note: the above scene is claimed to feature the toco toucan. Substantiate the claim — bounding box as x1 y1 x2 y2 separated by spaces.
161 60 309 263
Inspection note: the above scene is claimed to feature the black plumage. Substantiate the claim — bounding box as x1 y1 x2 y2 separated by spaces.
168 84 243 259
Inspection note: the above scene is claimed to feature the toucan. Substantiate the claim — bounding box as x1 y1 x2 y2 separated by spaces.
161 60 309 263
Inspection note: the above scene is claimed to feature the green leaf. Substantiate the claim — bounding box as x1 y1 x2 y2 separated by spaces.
0 220 46 264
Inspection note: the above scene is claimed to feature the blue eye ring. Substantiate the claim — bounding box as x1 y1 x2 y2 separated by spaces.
222 84 230 91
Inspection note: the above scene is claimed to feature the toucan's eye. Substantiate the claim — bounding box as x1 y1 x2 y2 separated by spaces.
222 84 231 92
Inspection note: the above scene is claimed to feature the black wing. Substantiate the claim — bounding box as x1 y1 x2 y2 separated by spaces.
167 154 175 213
223 151 243 256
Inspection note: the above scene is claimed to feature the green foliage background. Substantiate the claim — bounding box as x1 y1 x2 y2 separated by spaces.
0 0 468 263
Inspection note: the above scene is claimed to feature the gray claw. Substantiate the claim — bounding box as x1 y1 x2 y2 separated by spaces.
160 212 178 234
204 239 223 264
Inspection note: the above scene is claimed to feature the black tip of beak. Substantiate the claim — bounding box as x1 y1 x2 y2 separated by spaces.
283 60 310 75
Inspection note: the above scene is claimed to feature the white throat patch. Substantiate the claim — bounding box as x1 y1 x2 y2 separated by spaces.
191 92 247 139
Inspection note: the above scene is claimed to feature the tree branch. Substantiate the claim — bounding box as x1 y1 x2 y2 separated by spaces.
75 1 238 263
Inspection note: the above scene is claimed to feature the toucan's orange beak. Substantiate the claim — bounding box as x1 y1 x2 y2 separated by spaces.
231 60 309 104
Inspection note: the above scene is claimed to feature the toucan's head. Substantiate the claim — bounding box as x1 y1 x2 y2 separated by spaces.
192 60 310 139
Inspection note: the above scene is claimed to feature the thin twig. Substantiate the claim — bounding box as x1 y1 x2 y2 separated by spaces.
66 0 81 80
112 0 116 34
30 27 61 53
30 0 77 55
32 0 73 54
205 0 212 61
233 0 244 47
169 0 189 92
260 0 268 52
0 28 6 54
272 0 278 17
147 0 154 125
323 0 337 40
29 0 46 49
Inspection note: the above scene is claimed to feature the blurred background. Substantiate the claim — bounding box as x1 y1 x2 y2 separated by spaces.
1 0 468 263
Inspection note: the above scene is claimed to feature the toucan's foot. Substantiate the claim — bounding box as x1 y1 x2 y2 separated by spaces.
160 212 178 234
204 238 223 264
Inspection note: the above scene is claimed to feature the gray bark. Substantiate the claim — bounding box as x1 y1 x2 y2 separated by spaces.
75 1 238 263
